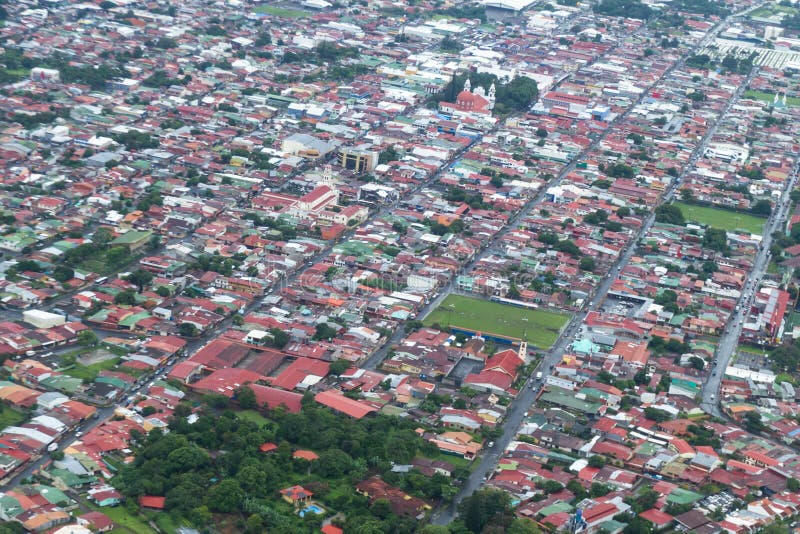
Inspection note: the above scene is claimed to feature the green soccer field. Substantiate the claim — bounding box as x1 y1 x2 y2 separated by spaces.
673 202 766 234
252 5 309 17
423 295 570 348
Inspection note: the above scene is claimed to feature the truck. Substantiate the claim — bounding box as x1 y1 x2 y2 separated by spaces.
535 371 543 380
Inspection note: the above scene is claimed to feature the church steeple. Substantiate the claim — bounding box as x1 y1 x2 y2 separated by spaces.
488 82 496 110
463 77 471 93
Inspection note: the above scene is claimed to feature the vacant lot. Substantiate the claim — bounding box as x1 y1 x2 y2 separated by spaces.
673 202 765 234
424 295 569 348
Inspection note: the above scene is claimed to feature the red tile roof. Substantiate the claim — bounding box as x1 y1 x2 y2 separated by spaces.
314 390 378 419
138 496 165 509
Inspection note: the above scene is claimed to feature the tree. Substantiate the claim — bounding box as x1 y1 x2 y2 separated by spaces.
106 246 130 266
580 256 596 272
743 410 765 434
378 146 399 164
689 356 705 370
643 407 672 422
178 323 198 337
126 269 154 292
267 328 289 348
617 206 631 218
507 518 542 534
156 286 171 297
655 204 685 225
623 517 654 534
459 489 512 534
313 323 338 341
787 477 800 491
329 359 351 376
114 290 137 305
507 284 520 299
52 265 75 282
751 199 772 216
207 479 244 513
588 455 606 468
77 329 99 347
235 385 257 409
92 226 114 247
703 227 729 253
99 0 116 10
316 449 352 478
439 35 463 53
490 175 504 188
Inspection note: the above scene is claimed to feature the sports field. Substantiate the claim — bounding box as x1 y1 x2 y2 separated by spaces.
423 295 570 348
743 90 800 107
253 5 308 17
673 202 766 234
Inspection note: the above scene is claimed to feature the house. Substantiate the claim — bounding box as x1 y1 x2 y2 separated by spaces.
314 390 378 419
90 489 122 507
428 431 481 460
77 511 114 532
280 485 313 507
355 476 431 519
259 442 278 454
463 349 523 394
138 496 165 510
293 450 320 461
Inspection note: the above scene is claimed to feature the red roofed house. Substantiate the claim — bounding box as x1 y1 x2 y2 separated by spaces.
77 511 114 532
293 450 320 461
259 442 278 453
463 349 523 394
314 390 377 419
249 384 303 413
640 509 674 528
280 485 313 507
139 496 166 510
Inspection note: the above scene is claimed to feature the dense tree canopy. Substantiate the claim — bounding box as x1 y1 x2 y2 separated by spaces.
112 400 457 533
655 204 685 226
593 0 653 20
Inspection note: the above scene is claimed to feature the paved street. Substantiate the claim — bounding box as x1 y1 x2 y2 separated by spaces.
430 3 767 524
701 158 800 416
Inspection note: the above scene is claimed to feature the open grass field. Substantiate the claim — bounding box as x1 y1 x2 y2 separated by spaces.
84 498 157 534
749 4 798 19
743 89 800 107
62 357 120 382
423 295 569 348
236 409 272 427
252 5 308 17
673 202 766 234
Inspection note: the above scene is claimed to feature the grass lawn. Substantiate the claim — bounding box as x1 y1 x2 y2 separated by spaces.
236 409 272 427
81 258 115 276
416 452 473 470
62 357 120 382
146 510 187 533
423 295 569 348
743 89 800 107
252 5 308 17
673 202 766 234
0 407 25 429
84 500 157 534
